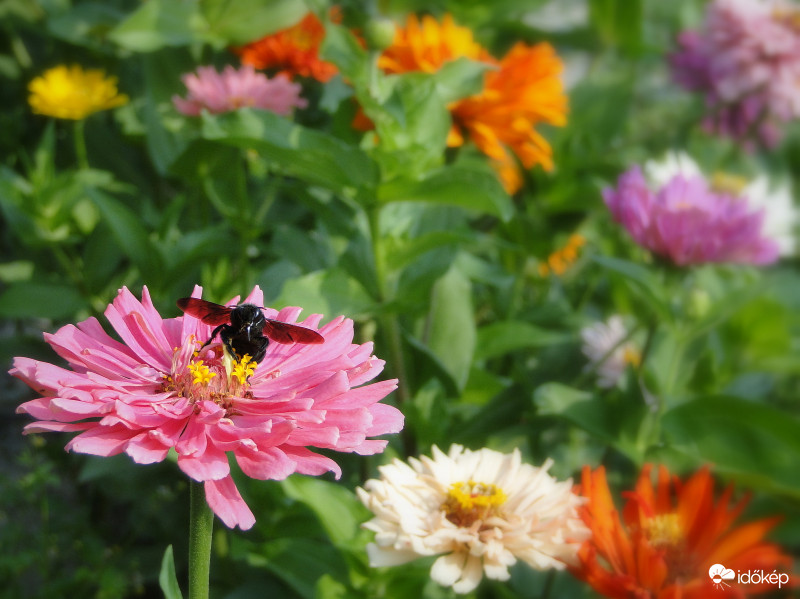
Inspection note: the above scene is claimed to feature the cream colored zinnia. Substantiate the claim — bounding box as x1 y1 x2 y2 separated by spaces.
357 444 589 594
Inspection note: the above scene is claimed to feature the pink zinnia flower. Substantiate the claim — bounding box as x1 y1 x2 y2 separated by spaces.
604 153 782 266
12 286 402 530
670 0 800 147
172 65 307 116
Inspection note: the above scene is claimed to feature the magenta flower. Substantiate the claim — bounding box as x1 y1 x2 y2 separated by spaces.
12 286 402 530
172 65 308 116
603 157 781 266
670 0 800 147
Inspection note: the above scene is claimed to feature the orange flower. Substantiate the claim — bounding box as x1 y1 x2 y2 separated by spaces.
378 14 490 74
572 465 793 599
450 42 567 193
538 233 586 277
234 12 338 82
376 14 567 194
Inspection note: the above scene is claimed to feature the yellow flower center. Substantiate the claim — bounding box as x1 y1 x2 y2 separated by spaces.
710 171 748 196
187 359 216 386
442 480 507 527
231 354 257 384
643 513 683 548
160 341 261 416
623 346 641 368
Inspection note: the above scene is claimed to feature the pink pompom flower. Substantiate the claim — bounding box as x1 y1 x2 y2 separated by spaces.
172 65 308 116
670 0 800 147
12 286 402 530
603 153 786 266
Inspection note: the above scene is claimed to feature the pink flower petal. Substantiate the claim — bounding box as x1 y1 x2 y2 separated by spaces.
204 476 256 530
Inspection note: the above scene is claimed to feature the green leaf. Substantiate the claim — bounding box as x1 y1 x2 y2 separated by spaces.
475 321 573 360
534 382 648 461
200 110 379 195
662 397 800 497
86 188 160 276
281 476 368 547
109 0 204 52
432 57 493 104
200 0 307 46
319 20 370 86
385 230 473 273
253 537 348 599
275 268 375 318
589 0 643 52
427 265 476 391
47 3 126 50
142 51 194 174
378 165 513 221
592 255 671 320
158 545 184 599
0 282 87 319
368 74 452 179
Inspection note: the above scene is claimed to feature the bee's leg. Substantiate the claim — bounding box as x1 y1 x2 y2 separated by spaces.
250 337 269 364
199 323 226 351
219 326 239 361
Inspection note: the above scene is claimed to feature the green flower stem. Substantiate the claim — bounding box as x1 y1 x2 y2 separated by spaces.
188 481 214 599
368 204 414 454
73 119 89 169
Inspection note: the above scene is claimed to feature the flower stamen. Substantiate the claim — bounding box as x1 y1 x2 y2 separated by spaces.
643 513 683 549
187 360 216 386
442 480 507 527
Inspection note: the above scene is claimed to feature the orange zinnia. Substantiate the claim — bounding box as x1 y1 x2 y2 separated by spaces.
572 465 793 599
378 14 490 74
234 12 338 82
376 14 567 194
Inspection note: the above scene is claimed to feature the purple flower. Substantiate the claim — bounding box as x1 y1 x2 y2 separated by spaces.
670 0 800 147
603 156 781 266
172 65 307 116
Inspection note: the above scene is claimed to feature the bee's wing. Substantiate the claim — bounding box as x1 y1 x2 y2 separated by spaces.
176 297 234 326
262 320 325 344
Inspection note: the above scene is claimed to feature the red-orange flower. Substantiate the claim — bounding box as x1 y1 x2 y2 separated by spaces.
375 14 567 194
572 464 793 599
234 12 338 82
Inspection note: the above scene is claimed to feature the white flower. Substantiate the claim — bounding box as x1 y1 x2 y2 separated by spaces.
643 151 703 188
580 315 640 388
741 175 797 256
357 445 589 594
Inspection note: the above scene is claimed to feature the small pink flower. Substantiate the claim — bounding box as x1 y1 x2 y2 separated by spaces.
603 155 781 266
12 286 402 530
670 0 800 147
172 65 308 116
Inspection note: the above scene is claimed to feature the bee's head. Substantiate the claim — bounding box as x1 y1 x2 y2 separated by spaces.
230 304 265 338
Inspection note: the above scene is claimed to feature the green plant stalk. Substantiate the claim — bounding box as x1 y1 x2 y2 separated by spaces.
73 119 89 170
367 204 414 454
188 481 214 599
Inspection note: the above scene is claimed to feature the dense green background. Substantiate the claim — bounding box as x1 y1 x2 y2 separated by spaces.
1 0 798 597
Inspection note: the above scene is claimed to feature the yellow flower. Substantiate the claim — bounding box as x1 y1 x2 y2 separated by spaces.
28 65 128 120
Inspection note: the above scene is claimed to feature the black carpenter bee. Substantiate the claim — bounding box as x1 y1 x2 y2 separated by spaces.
177 297 324 364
